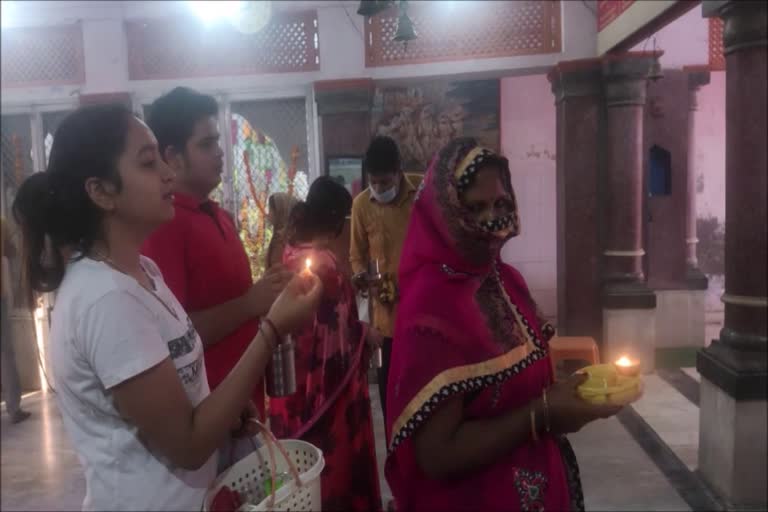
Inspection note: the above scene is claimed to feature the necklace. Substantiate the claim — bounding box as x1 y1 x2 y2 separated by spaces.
90 250 180 322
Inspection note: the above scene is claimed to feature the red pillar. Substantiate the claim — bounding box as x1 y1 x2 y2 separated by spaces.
548 59 604 342
698 1 767 508
601 52 660 294
600 52 660 371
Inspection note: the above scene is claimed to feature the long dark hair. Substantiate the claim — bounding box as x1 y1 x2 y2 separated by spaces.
12 104 134 293
287 176 352 246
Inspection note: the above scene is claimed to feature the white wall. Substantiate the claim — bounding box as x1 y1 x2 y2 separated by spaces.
1 0 598 106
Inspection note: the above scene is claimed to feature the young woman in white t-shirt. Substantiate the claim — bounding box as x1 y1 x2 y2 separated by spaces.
12 104 323 511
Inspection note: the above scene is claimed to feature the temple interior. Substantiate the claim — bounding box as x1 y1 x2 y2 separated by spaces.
1 1 765 511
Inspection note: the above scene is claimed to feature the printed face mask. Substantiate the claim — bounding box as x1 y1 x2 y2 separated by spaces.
478 214 516 239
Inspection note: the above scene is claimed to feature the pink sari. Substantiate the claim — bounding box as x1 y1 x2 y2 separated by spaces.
385 139 584 512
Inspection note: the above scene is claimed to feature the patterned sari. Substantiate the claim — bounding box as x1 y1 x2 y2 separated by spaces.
268 244 382 512
385 139 584 512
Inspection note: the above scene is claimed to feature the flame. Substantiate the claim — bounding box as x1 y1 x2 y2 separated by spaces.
615 356 634 367
305 258 312 272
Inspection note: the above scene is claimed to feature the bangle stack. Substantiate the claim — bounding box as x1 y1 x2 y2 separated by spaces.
530 387 553 443
529 404 539 442
260 318 281 351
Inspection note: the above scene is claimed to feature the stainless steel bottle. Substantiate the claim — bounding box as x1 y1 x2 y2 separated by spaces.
367 258 383 369
266 335 297 397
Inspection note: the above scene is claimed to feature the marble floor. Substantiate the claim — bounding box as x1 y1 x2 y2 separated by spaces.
2 370 717 511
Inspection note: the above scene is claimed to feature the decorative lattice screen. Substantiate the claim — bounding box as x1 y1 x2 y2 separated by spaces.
126 11 320 80
1 23 85 87
708 17 725 72
229 99 310 279
365 1 561 67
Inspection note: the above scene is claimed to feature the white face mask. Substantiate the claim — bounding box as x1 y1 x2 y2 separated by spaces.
371 183 398 204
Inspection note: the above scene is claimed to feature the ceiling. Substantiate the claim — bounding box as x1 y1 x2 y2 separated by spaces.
2 0 358 28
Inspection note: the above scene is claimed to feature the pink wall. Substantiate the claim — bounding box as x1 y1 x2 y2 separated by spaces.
500 74 558 322
625 0 724 225
694 71 725 223
497 70 725 325
631 7 709 69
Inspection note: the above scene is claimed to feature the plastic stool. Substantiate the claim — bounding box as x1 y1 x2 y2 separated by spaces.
549 336 600 380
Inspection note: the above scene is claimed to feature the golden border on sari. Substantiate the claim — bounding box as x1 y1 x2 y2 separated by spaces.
389 338 545 451
388 273 550 451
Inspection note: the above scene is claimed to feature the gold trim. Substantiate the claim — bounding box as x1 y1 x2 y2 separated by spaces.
454 147 491 180
389 338 540 447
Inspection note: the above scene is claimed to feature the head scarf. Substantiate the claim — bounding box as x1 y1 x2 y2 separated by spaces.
385 138 556 508
423 140 520 270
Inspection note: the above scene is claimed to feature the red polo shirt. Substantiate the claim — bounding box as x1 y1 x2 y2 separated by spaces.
142 192 264 415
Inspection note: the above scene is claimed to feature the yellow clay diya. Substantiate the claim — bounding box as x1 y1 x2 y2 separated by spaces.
577 358 643 406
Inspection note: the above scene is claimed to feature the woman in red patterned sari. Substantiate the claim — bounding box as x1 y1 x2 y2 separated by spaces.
269 176 382 512
385 138 625 511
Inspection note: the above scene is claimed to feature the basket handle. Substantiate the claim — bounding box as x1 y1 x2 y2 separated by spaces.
247 419 302 510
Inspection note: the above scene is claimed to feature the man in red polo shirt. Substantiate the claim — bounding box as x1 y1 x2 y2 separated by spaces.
143 87 292 418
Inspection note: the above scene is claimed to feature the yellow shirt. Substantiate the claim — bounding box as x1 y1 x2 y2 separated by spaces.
350 173 422 337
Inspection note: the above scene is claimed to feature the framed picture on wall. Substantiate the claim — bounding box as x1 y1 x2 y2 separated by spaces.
326 156 365 197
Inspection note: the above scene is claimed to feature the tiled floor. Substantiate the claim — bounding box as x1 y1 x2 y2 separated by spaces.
3 375 708 511
0 391 85 511
632 374 701 470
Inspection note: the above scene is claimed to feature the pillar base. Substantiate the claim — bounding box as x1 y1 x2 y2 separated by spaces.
602 280 657 309
685 267 709 290
699 376 768 509
697 340 768 400
656 289 707 349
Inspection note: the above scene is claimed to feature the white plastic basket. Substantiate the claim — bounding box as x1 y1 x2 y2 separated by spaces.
203 421 325 512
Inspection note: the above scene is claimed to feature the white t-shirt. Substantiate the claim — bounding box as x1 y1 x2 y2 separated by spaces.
50 256 218 511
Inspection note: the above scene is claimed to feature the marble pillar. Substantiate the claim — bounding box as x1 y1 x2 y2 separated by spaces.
683 66 711 289
548 59 604 343
698 1 768 508
600 52 660 373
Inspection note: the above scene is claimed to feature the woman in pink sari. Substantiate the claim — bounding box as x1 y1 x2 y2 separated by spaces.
269 177 382 512
385 138 624 511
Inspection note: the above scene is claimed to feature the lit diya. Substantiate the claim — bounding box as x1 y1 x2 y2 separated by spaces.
304 258 313 275
614 356 640 377
576 357 642 406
